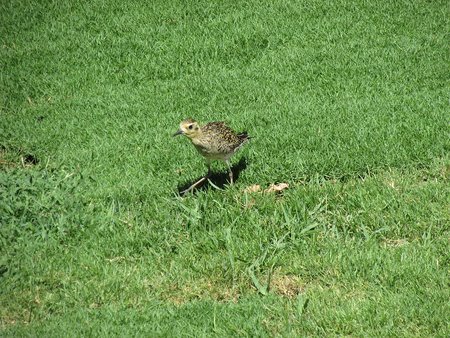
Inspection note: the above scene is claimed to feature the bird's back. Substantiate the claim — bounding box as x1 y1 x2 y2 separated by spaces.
194 122 249 160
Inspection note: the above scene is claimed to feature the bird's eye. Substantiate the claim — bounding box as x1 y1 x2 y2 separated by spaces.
188 125 193 130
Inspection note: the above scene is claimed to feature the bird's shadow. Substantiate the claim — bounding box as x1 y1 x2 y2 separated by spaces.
177 157 248 195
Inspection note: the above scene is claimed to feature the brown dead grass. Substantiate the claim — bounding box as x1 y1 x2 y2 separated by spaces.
159 278 241 305
270 274 305 298
383 238 409 248
159 273 306 305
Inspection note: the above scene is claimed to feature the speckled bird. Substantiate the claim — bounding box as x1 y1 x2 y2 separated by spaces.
173 118 250 193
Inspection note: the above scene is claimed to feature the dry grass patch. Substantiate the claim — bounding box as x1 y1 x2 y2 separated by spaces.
160 278 241 305
270 274 305 299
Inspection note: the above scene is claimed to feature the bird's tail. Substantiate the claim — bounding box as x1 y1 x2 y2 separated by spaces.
237 131 251 142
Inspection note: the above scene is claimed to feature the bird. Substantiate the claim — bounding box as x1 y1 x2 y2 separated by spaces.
173 118 250 194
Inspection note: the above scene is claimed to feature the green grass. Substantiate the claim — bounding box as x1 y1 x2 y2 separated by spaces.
1 0 449 336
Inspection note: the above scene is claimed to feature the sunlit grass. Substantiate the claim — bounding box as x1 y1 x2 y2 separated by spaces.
1 0 449 336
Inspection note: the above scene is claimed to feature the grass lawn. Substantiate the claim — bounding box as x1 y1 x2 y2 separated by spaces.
1 0 449 336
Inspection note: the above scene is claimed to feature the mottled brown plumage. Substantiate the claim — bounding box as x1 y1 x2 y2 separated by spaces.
193 122 248 160
173 119 250 194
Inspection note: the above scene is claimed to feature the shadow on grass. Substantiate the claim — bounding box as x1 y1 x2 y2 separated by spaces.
177 157 248 195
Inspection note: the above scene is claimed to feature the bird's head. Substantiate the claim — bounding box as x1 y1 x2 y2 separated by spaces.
173 119 201 139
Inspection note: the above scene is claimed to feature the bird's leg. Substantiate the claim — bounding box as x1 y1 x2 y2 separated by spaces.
180 160 211 195
180 176 207 195
226 160 233 184
206 160 212 178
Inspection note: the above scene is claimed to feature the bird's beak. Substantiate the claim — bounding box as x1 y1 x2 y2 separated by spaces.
173 129 183 137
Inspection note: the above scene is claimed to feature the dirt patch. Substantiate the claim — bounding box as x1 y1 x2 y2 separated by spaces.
270 274 305 298
158 278 241 305
158 273 306 305
383 238 409 248
0 147 39 168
